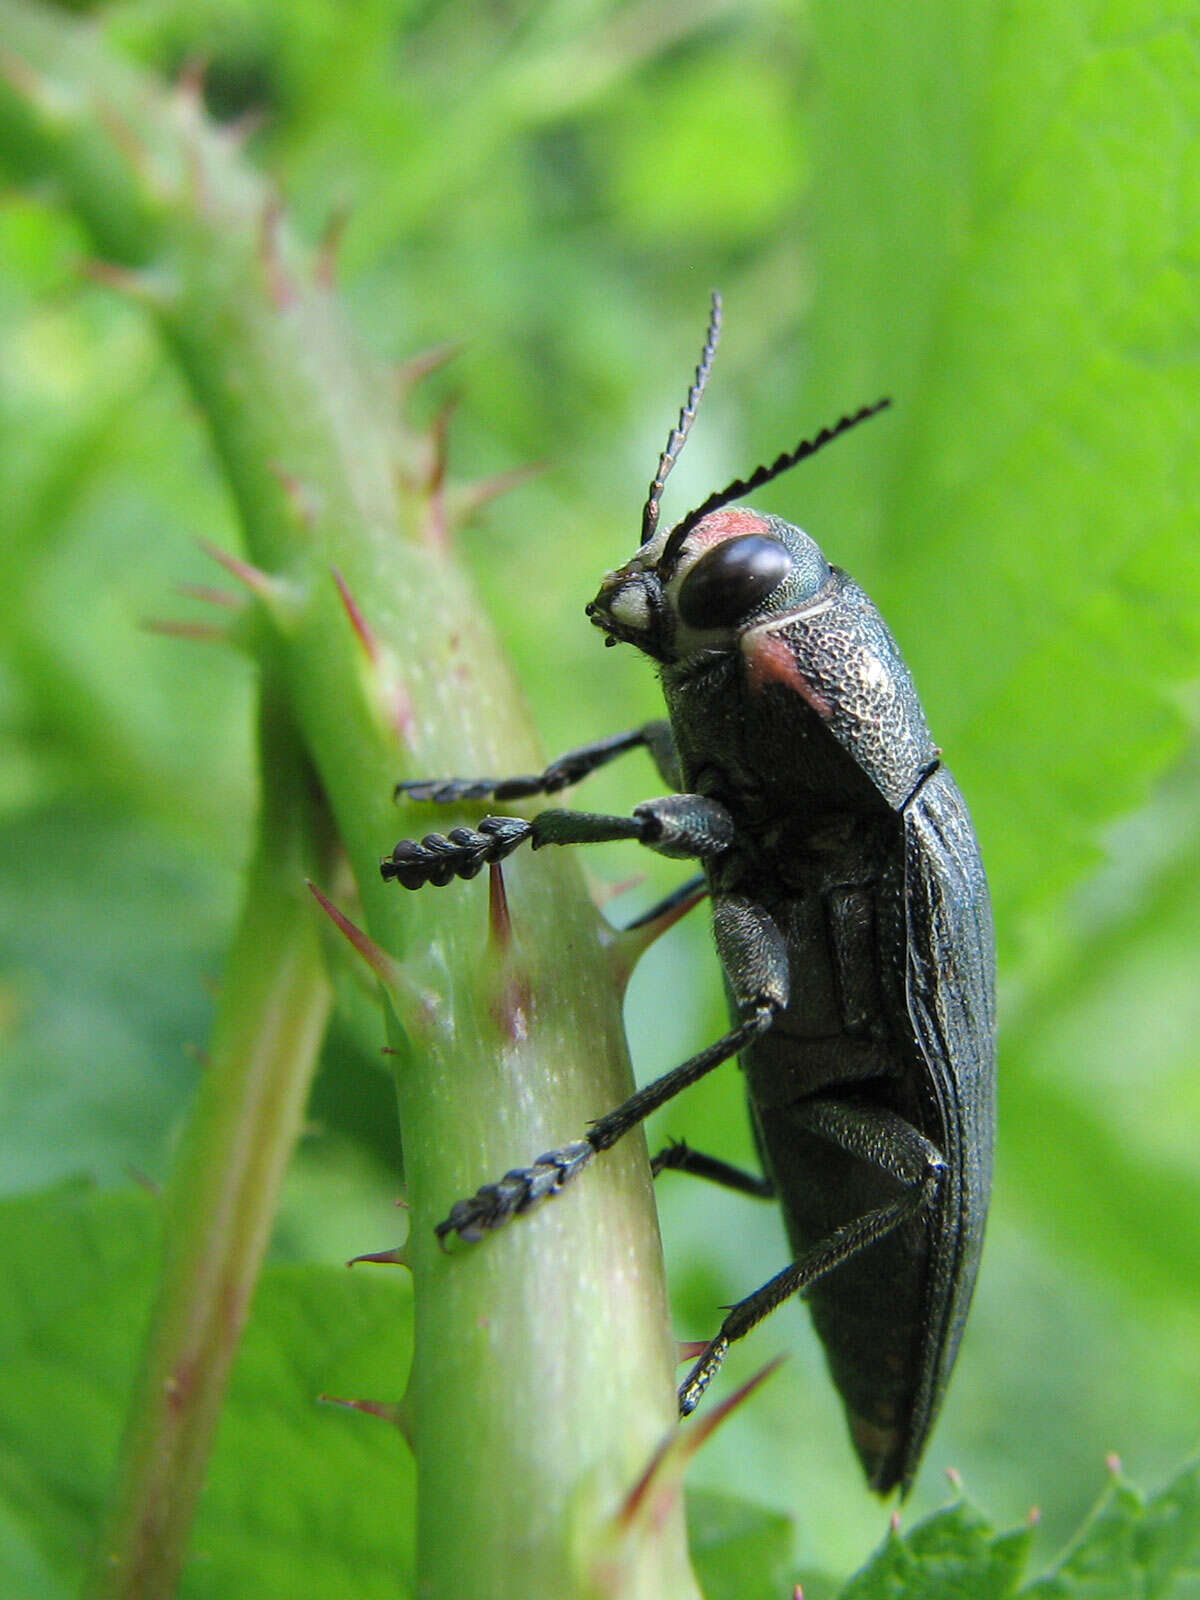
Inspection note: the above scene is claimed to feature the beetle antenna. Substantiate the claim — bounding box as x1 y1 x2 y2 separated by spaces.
662 397 892 566
640 292 723 546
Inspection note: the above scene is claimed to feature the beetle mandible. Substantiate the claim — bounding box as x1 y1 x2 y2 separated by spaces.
382 294 995 1495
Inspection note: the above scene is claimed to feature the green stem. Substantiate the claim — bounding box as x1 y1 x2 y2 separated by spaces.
1 7 701 1597
83 691 335 1600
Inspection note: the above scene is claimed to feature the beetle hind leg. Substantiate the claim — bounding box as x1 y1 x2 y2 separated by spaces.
650 1139 774 1200
677 1103 945 1415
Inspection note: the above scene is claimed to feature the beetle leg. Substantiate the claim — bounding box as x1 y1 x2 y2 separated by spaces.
382 794 735 889
436 896 789 1242
394 720 680 804
677 1105 945 1415
650 1138 775 1200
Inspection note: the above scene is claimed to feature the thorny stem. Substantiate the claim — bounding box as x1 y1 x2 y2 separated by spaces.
83 691 336 1600
0 6 699 1598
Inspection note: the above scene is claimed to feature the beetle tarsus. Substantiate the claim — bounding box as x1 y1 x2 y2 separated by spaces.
678 1336 729 1415
381 815 531 888
436 1139 594 1242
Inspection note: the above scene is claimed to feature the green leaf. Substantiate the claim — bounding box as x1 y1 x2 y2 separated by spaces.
838 1499 1032 1600
0 1184 414 1600
686 1488 795 1600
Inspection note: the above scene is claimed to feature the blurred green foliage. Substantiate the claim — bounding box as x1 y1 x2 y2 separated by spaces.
2 0 1200 1593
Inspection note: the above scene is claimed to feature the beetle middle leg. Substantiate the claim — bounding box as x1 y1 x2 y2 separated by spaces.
677 1102 946 1414
434 894 790 1242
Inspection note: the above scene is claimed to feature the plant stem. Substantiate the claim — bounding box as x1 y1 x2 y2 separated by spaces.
1 7 701 1596
84 691 335 1600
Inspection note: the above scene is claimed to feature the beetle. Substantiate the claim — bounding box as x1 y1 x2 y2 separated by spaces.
382 294 995 1495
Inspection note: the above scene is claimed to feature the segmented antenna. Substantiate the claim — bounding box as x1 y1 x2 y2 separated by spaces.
640 292 724 546
661 397 892 570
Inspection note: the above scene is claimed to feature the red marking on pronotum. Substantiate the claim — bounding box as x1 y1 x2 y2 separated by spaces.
742 630 834 719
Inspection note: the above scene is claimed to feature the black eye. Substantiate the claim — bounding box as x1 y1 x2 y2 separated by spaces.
676 534 793 630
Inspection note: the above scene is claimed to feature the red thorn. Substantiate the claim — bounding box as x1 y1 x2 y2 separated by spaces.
1027 1505 1042 1527
890 1511 901 1533
78 258 166 305
488 862 513 951
450 460 549 526
316 201 351 291
307 881 401 991
332 568 379 664
260 197 297 310
617 1358 784 1537
126 1166 162 1195
318 1394 411 1444
0 50 47 107
793 1588 804 1600
675 1340 709 1365
593 873 647 908
604 878 708 995
182 1042 211 1067
95 101 156 186
395 341 462 402
176 581 244 610
419 395 460 551
1105 1452 1122 1476
265 461 321 528
176 54 209 107
142 617 230 643
347 1244 410 1270
945 1465 963 1493
198 538 279 600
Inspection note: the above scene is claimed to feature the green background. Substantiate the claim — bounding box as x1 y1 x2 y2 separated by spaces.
2 0 1200 1593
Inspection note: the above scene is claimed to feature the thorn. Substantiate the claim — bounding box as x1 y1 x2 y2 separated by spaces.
1027 1505 1041 1527
603 878 708 995
945 1465 963 1494
395 341 462 404
890 1511 901 1534
126 1166 162 1195
318 1393 412 1446
307 881 402 991
266 461 322 529
675 1340 709 1365
94 101 159 190
447 460 549 528
332 568 379 664
0 51 62 116
141 617 231 644
488 862 513 951
176 54 209 108
1105 1452 1122 1477
260 196 297 310
197 538 282 602
793 1588 805 1600
419 394 459 551
78 258 172 307
347 1243 410 1270
307 882 442 1037
592 873 647 908
316 201 351 291
175 581 245 611
596 1358 784 1595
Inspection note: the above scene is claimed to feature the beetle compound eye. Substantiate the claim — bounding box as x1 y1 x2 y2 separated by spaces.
676 534 793 630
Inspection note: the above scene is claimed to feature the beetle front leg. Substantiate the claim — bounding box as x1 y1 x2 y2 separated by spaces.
435 895 789 1242
381 793 736 889
394 720 681 805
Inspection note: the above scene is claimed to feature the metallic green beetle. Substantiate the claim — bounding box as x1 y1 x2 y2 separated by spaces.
384 296 995 1495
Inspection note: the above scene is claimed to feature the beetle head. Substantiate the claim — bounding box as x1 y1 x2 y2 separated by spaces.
587 508 831 665
586 295 889 666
